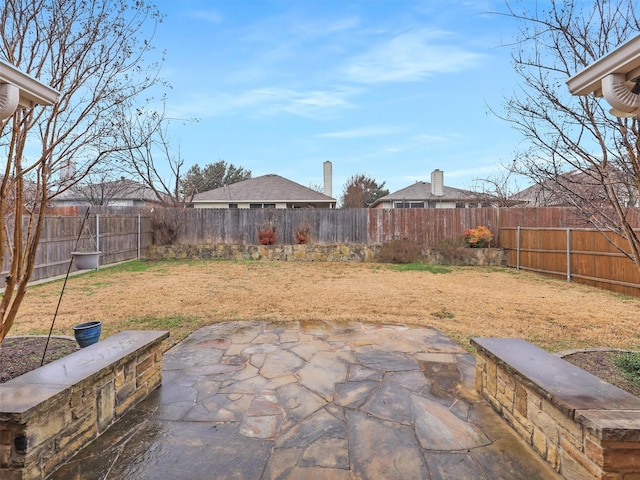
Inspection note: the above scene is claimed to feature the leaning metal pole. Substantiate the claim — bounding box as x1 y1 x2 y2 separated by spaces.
40 207 91 366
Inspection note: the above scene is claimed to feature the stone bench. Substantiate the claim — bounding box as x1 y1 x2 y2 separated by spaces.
0 330 169 480
472 337 640 480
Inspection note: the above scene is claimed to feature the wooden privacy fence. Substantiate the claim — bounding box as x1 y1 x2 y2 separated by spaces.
174 207 639 246
176 208 370 245
4 208 502 285
175 208 504 246
501 227 640 297
1 213 154 283
3 206 640 287
367 208 501 245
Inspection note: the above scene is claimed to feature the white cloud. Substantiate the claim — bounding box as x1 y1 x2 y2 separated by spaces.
169 86 357 119
344 28 486 84
414 133 459 143
320 126 398 138
189 9 223 24
249 87 356 117
291 15 360 38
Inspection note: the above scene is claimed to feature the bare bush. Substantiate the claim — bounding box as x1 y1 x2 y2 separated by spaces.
377 238 423 264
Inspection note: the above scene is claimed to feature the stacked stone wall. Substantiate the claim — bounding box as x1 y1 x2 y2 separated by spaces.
0 330 168 480
146 243 505 266
473 341 640 479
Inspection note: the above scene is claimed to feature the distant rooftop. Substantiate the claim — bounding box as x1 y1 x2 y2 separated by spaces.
192 174 336 203
370 181 477 207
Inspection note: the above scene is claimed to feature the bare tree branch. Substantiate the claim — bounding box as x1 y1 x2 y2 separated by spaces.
471 167 525 207
113 107 200 208
0 0 164 341
497 0 640 271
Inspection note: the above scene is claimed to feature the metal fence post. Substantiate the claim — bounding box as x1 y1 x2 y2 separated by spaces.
566 228 571 283
138 214 141 260
516 226 521 270
96 213 100 252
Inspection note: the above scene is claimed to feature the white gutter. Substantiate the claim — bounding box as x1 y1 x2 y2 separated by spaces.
566 35 640 97
0 59 59 119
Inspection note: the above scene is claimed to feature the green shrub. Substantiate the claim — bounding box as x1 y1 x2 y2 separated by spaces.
613 351 640 386
377 238 423 264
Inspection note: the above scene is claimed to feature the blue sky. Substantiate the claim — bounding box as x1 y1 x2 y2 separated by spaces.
151 0 527 197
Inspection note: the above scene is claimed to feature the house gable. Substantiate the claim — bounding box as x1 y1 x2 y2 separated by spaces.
371 181 492 209
191 174 336 209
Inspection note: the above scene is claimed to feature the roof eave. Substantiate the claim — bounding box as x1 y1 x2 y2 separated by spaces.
0 59 59 107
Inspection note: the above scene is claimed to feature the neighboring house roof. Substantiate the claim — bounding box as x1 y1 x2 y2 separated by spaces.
192 174 336 205
509 181 564 207
370 181 481 207
510 169 639 207
52 178 166 205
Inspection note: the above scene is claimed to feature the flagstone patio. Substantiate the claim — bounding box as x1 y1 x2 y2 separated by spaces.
51 320 558 479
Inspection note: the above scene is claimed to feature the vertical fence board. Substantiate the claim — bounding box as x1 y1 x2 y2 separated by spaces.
502 226 640 297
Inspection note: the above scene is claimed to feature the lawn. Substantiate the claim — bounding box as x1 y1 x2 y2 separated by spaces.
11 259 640 353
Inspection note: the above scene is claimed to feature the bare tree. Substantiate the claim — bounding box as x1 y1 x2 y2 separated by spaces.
115 109 188 208
59 169 141 206
340 174 389 208
470 168 524 207
498 0 640 271
0 0 164 342
308 182 325 193
113 108 201 243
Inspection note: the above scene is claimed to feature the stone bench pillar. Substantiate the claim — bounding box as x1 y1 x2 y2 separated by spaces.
472 337 640 480
0 330 169 480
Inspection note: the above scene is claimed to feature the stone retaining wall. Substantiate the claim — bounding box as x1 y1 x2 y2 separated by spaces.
0 330 169 480
472 338 640 480
146 244 505 266
146 243 378 262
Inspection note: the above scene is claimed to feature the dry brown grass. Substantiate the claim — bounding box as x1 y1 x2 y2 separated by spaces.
11 259 640 353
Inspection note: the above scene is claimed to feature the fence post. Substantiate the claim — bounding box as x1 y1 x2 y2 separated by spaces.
566 228 571 283
96 214 100 252
516 226 521 270
137 214 141 260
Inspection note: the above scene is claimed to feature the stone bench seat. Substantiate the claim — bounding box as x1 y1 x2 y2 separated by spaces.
0 330 169 480
472 337 640 480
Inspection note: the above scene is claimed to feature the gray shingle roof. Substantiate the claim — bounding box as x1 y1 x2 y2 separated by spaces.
371 181 477 206
509 168 638 207
192 174 335 203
